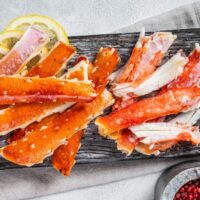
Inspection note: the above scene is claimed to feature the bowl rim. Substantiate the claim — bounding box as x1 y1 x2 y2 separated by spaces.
155 160 200 200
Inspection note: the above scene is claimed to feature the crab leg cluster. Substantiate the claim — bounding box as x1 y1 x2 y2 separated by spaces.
0 42 76 136
112 30 176 111
1 26 200 176
7 57 90 143
0 47 119 172
96 30 200 155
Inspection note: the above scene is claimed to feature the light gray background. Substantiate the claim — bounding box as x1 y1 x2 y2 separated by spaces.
0 0 198 35
0 0 200 200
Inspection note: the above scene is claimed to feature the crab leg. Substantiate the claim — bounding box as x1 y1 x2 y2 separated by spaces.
121 105 200 156
26 41 76 77
7 50 116 173
0 77 95 104
153 45 200 119
129 122 200 155
1 63 89 136
0 48 119 166
0 27 49 75
52 130 83 176
113 51 188 98
0 76 96 105
0 42 76 136
161 43 200 92
129 123 200 145
96 87 200 136
115 29 176 86
144 104 200 153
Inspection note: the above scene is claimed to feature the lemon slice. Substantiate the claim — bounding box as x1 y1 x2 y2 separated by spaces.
0 30 23 49
0 45 9 55
0 45 9 59
5 14 69 50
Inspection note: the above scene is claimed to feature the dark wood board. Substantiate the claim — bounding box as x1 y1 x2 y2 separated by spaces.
1 28 200 169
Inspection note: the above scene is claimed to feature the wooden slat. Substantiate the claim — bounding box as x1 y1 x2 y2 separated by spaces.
1 29 200 169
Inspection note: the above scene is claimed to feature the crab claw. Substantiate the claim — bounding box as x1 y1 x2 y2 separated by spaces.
0 27 49 75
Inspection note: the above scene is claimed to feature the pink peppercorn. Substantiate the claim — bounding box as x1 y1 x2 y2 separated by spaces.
173 179 200 200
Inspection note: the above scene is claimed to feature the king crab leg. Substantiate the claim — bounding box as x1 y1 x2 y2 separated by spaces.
96 87 200 136
0 27 49 75
52 130 83 176
0 76 96 105
131 122 200 155
112 51 188 98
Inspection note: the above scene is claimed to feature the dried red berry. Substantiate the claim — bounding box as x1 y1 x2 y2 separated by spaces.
173 179 200 200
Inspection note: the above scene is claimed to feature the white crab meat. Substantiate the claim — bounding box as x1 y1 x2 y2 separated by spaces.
113 51 188 97
129 122 200 145
170 109 200 125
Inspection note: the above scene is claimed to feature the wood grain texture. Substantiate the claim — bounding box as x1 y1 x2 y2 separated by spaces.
1 29 200 169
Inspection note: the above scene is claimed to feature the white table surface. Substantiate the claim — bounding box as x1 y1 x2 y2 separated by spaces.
0 0 199 200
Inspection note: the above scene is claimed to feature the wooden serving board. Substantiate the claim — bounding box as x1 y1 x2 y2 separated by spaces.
1 28 200 169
